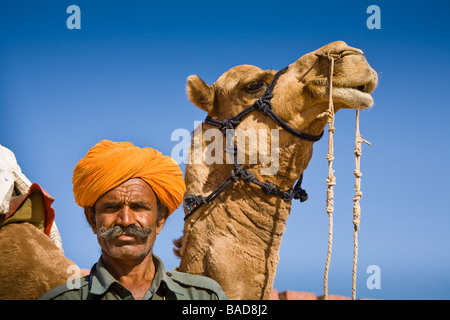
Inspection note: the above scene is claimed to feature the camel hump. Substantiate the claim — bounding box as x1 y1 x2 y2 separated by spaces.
167 271 228 300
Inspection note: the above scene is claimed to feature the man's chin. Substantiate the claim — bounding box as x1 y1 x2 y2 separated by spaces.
100 239 152 261
103 247 150 261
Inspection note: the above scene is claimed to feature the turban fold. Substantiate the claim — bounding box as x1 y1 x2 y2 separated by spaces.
72 140 185 215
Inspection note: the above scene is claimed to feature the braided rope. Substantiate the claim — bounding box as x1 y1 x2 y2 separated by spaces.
319 52 371 300
323 55 336 300
352 110 371 300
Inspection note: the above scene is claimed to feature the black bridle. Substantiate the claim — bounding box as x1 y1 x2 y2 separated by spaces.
183 66 324 221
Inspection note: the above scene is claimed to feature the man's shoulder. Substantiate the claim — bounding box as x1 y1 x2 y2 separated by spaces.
38 275 90 300
170 270 222 291
168 270 228 300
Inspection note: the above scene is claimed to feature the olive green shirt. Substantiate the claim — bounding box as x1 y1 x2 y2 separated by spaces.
39 254 227 300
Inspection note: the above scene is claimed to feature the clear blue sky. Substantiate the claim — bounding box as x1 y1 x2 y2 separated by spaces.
1 0 449 300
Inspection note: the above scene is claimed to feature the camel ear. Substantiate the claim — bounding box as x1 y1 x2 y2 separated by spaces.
186 75 214 113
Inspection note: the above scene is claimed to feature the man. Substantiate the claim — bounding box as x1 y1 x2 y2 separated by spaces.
40 140 227 300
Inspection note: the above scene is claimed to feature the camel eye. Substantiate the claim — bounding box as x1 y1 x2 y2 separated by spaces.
245 81 265 93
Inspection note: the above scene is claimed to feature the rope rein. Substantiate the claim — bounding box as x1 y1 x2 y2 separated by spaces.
352 110 371 300
322 55 336 301
319 52 371 300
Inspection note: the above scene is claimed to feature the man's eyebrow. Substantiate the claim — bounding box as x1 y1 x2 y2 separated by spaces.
100 201 122 207
129 200 154 209
98 199 154 209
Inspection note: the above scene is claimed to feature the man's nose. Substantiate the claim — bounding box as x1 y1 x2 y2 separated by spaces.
116 206 137 226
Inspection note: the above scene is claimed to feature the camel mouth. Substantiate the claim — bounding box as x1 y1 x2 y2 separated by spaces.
332 85 374 109
307 80 375 109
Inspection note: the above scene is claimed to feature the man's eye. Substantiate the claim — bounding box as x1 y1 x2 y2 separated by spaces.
132 205 148 211
102 203 120 211
245 81 265 93
130 203 152 211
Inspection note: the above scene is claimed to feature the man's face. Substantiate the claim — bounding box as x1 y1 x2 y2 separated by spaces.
85 178 166 262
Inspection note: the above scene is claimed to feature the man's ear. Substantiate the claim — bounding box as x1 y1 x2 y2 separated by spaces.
186 75 214 113
84 207 97 234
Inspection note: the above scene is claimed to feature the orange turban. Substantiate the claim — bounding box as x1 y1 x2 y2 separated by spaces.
72 140 185 215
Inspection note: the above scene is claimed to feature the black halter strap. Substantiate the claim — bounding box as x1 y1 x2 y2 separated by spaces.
183 66 324 221
205 67 324 142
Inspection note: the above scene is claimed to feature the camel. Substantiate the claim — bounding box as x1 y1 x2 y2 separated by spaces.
173 41 378 300
0 145 79 300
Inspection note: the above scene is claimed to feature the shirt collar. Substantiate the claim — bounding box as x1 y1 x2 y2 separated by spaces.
88 257 117 296
88 253 185 298
153 254 185 296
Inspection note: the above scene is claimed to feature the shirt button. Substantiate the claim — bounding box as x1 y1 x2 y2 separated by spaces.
166 272 172 277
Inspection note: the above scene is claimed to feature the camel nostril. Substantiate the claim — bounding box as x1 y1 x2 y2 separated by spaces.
338 49 364 58
315 48 364 60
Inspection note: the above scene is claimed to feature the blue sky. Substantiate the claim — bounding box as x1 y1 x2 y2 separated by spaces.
1 0 449 300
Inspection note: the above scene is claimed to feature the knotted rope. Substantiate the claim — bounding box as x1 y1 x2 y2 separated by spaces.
352 110 371 300
322 55 336 301
319 52 371 300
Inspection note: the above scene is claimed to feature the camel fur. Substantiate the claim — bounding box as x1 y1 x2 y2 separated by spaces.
0 222 76 300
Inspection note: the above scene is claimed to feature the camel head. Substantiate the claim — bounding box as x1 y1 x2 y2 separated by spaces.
187 41 377 139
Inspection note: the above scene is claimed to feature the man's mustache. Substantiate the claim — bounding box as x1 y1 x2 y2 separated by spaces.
97 224 153 240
